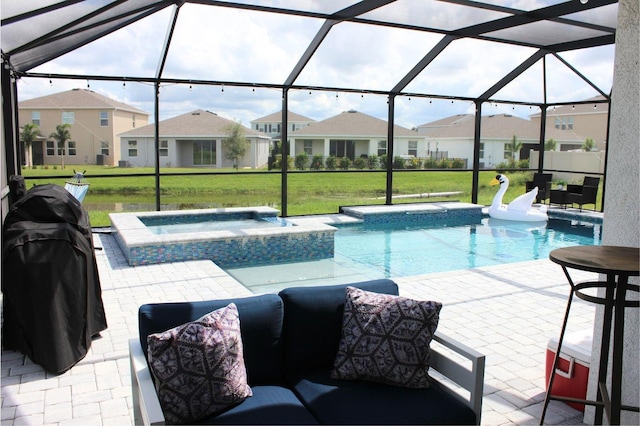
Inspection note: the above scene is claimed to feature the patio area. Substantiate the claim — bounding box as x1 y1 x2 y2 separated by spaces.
1 223 599 426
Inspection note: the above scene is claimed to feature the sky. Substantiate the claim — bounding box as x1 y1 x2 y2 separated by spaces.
14 0 617 130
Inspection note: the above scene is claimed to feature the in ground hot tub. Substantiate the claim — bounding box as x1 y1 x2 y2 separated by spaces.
110 207 336 267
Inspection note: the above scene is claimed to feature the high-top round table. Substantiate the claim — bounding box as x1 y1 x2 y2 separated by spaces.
540 245 639 425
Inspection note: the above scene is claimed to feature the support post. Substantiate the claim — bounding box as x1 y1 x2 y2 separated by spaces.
471 101 482 204
385 95 395 205
281 89 289 217
154 82 160 211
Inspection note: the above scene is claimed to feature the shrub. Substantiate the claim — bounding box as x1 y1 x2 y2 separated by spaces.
273 154 294 170
423 158 438 169
294 152 308 170
325 156 337 170
393 156 405 169
379 154 388 169
367 154 379 170
451 158 465 169
517 159 530 169
310 154 323 170
338 157 351 170
353 157 366 170
437 159 451 169
406 157 421 169
495 161 509 173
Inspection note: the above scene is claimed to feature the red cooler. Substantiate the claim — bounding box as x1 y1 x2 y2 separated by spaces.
545 329 592 412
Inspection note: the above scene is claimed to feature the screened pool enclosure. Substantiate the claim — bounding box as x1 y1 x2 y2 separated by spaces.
2 0 619 216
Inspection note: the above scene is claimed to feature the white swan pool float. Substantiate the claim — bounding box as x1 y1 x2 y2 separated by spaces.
489 174 548 222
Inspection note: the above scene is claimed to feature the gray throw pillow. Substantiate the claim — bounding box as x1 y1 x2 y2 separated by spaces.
331 286 442 388
147 303 252 424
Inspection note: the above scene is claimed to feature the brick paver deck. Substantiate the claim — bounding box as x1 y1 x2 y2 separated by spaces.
2 230 598 425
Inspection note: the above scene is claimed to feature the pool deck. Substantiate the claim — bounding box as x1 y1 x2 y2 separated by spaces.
1 208 604 426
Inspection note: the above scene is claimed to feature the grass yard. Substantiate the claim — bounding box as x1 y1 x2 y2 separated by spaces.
20 166 557 227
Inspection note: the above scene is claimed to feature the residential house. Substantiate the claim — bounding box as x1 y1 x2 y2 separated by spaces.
18 88 148 167
250 110 316 141
530 95 609 151
118 110 271 169
416 113 585 168
288 110 424 161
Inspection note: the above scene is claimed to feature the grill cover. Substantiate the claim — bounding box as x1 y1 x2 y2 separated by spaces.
2 184 107 374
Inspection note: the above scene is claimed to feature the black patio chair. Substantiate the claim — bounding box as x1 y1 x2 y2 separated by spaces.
566 176 600 211
526 173 553 204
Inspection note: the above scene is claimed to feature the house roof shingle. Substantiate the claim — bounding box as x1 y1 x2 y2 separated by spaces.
18 88 148 115
252 110 316 123
529 95 609 118
424 113 585 142
119 109 268 138
290 110 417 138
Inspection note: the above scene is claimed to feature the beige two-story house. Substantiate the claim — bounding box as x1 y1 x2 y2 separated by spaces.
529 95 609 151
18 88 149 167
250 110 316 141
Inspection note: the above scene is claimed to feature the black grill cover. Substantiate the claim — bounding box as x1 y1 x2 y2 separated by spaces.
2 184 107 374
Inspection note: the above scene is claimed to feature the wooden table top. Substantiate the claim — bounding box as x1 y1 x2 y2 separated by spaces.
549 246 639 275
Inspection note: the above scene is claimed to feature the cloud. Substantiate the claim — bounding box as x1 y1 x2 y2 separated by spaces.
17 1 616 130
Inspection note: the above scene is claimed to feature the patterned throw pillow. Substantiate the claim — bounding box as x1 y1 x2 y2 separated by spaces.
147 303 252 424
331 286 442 388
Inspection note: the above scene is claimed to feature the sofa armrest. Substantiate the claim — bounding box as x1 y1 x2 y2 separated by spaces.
430 332 485 425
129 338 165 425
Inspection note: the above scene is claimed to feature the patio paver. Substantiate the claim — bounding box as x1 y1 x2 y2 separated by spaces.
1 231 598 425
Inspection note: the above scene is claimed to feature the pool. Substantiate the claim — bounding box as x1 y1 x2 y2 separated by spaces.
226 214 602 293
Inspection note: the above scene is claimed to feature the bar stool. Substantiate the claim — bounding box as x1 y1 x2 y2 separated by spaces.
540 246 639 425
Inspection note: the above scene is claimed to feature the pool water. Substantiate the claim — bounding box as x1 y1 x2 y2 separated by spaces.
144 216 292 235
226 217 601 293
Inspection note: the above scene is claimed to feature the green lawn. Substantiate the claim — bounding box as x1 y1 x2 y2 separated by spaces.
21 165 592 227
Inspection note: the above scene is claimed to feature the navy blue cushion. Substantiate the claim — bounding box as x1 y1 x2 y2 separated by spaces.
290 371 477 425
138 294 284 385
278 279 398 375
196 385 318 425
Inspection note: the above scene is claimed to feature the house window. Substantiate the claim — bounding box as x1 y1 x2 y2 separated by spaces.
100 111 109 126
303 140 312 155
101 140 109 155
128 140 138 157
57 141 66 155
68 141 77 156
193 140 216 165
555 117 573 130
62 111 74 124
377 140 387 156
159 140 168 157
46 140 55 156
408 141 417 157
504 143 511 160
132 114 136 128
31 111 40 126
330 140 355 160
479 143 484 159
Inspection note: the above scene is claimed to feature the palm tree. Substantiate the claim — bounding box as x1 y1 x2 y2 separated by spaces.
582 138 596 152
21 123 41 168
506 135 522 168
50 123 72 169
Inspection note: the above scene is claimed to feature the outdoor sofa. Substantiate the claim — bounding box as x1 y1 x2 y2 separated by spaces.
129 279 485 425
